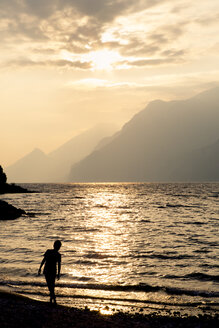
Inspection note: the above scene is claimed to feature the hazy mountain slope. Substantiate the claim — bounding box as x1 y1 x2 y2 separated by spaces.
172 139 219 181
6 148 53 183
6 125 116 182
48 124 116 180
69 87 219 182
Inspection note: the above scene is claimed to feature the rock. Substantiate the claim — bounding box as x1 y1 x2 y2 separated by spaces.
0 200 26 220
0 183 31 194
0 165 29 220
0 165 32 194
0 165 7 184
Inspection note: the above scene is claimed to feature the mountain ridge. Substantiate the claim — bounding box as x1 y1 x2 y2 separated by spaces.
68 87 219 182
6 124 116 182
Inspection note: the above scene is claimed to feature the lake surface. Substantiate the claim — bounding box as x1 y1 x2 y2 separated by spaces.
0 183 218 316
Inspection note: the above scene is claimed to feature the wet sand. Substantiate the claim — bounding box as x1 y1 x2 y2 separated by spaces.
0 291 218 328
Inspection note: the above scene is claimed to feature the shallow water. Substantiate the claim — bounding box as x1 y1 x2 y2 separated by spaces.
0 183 218 315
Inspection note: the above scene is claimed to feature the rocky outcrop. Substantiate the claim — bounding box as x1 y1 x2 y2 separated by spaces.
0 200 26 220
0 182 31 194
0 165 28 220
0 165 31 194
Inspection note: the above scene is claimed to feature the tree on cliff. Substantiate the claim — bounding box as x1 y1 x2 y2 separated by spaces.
0 165 27 219
0 165 7 185
0 165 30 194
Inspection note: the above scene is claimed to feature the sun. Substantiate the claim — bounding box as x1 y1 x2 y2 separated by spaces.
87 49 120 71
61 49 121 71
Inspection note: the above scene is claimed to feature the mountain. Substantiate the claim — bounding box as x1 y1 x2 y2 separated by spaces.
6 124 116 182
6 148 52 183
172 139 219 181
68 87 219 182
48 124 117 180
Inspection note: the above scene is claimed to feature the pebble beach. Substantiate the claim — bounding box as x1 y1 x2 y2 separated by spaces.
0 291 218 328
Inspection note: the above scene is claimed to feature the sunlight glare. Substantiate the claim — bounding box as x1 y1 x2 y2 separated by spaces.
87 50 121 70
99 306 114 316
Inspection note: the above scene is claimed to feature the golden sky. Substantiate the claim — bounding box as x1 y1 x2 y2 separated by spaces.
1 0 219 166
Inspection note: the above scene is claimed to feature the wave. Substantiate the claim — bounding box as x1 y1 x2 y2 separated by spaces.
26 212 51 217
171 194 193 198
158 204 198 209
185 272 219 283
187 221 208 225
134 253 193 260
73 228 99 233
117 206 131 209
94 205 109 209
193 248 210 253
73 260 96 266
188 237 219 247
19 290 219 310
83 252 116 259
1 281 218 298
165 272 219 283
209 192 219 198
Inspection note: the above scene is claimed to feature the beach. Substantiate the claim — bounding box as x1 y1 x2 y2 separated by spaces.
0 290 218 328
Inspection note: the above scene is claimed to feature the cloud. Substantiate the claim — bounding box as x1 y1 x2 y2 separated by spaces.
0 1 186 52
0 1 170 69
195 13 219 26
68 78 142 89
0 0 169 45
122 57 181 68
55 59 92 69
1 58 92 70
102 21 188 59
0 0 218 72
0 0 163 21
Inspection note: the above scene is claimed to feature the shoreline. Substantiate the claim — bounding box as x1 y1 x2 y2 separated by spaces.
0 290 218 328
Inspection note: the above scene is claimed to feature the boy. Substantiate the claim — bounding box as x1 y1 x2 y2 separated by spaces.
38 240 62 305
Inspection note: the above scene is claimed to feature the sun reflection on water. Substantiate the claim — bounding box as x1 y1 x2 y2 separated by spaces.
99 306 114 316
62 186 139 290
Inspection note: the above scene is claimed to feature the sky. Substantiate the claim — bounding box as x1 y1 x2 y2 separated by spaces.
1 0 219 167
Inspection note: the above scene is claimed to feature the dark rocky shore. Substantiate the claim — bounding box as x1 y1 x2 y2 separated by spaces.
0 291 218 328
0 200 26 220
0 165 30 194
0 165 30 220
0 182 31 194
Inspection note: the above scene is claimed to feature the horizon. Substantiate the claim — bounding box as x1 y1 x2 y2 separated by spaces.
1 0 219 167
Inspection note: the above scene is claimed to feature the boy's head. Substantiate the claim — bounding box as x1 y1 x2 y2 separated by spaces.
54 240 62 251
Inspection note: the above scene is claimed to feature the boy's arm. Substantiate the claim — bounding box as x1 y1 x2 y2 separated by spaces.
57 256 61 280
38 257 45 275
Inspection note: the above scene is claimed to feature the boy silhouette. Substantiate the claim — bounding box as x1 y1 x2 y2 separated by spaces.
38 240 62 305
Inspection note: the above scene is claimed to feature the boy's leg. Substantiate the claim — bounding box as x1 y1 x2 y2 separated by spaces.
45 275 56 303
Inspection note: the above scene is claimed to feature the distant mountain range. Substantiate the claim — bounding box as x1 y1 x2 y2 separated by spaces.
6 87 219 183
68 87 219 182
6 124 116 182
